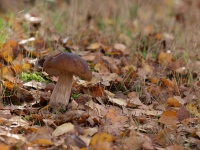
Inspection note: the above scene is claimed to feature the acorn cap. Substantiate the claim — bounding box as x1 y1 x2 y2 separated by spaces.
43 52 92 81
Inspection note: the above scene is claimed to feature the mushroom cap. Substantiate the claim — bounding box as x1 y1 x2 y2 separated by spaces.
45 82 55 92
43 52 92 81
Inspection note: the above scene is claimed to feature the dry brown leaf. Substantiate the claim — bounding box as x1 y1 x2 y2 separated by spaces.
113 43 129 55
94 62 110 73
165 145 184 150
159 110 177 125
165 97 181 107
122 130 154 150
127 97 146 108
176 107 190 121
108 97 127 106
85 100 107 118
155 128 175 147
105 107 128 130
89 86 104 97
161 78 175 90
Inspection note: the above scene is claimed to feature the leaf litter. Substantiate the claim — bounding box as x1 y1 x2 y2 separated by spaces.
0 0 200 149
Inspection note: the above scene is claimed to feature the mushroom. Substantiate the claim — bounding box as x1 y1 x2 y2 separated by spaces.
45 82 55 93
43 52 92 110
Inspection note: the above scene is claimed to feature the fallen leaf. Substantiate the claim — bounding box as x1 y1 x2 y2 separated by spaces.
108 96 127 106
186 102 198 116
165 97 181 107
83 127 98 137
90 132 114 146
158 51 172 64
94 62 110 73
105 107 128 125
159 110 177 125
31 138 53 145
85 100 107 117
86 43 103 50
52 123 74 136
23 80 46 89
0 144 9 150
177 107 190 121
3 80 14 90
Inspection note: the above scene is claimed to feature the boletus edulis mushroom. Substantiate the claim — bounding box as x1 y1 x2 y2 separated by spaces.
43 52 92 110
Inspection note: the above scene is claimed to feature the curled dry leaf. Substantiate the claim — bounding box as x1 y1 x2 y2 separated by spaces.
52 123 74 137
127 97 147 108
108 96 127 106
165 97 181 107
113 43 129 55
161 78 176 90
85 100 107 118
83 127 98 137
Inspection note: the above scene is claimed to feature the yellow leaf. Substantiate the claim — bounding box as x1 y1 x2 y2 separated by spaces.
22 63 31 70
0 144 9 150
158 51 172 64
150 77 160 84
165 97 181 107
86 43 102 50
31 139 53 145
3 81 14 90
12 63 31 74
90 132 114 146
94 62 109 73
161 78 175 90
2 67 8 75
186 102 198 116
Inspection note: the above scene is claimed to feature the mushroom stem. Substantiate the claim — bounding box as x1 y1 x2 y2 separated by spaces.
49 72 73 110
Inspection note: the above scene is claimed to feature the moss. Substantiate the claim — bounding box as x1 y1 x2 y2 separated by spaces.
20 72 49 83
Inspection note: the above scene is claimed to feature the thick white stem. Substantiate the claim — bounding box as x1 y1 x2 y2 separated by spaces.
49 73 73 110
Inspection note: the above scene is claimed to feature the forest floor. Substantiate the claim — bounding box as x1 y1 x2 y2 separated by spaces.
0 0 200 149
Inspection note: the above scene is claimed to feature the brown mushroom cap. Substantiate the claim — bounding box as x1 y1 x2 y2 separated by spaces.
45 82 55 92
43 52 92 81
